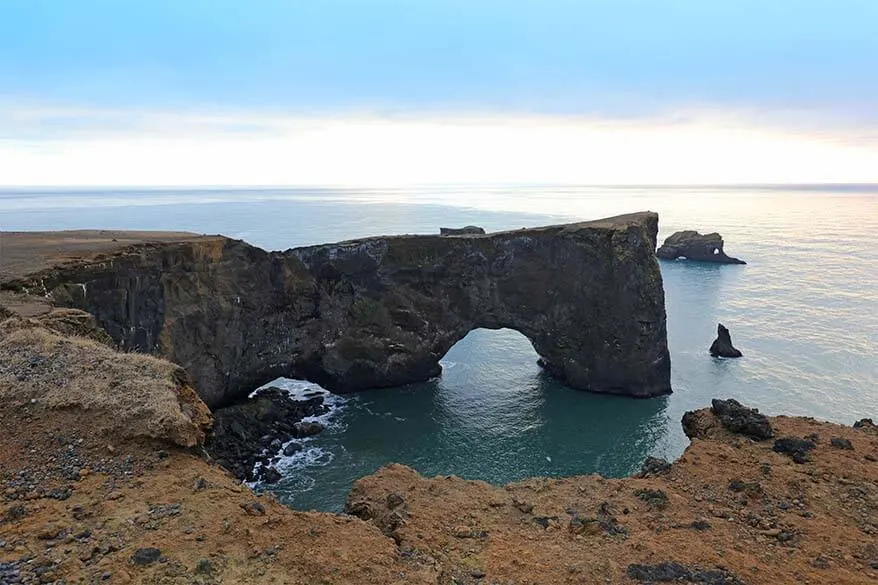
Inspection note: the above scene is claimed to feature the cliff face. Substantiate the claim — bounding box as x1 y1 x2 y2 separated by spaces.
4 212 670 408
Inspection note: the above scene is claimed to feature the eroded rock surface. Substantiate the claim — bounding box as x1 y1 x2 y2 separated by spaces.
439 225 486 235
710 323 743 358
2 212 670 407
656 230 746 264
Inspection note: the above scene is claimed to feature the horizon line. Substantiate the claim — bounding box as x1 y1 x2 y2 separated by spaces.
2 182 878 190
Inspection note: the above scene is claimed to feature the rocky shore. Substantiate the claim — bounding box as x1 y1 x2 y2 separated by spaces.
1 229 876 584
1 307 876 584
205 387 328 483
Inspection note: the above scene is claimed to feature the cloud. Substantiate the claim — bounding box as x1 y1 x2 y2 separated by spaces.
1 105 877 186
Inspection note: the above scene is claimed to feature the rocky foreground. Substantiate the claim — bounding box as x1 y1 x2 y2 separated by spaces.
0 310 876 584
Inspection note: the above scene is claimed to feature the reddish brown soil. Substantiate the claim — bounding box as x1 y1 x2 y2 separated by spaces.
348 413 878 584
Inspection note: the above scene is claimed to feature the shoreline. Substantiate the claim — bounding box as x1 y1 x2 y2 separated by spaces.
1 229 876 583
1 311 875 583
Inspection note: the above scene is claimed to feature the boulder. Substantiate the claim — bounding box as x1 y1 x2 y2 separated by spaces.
709 324 742 358
293 421 325 437
710 398 773 440
656 230 745 264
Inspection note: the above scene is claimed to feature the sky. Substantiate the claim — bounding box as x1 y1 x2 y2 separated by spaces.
1 0 877 185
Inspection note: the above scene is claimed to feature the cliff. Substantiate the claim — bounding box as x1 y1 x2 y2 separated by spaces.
1 212 671 408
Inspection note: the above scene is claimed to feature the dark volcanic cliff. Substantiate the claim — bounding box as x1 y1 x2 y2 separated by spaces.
2 212 671 408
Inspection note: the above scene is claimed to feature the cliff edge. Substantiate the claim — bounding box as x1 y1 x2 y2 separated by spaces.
2 212 671 408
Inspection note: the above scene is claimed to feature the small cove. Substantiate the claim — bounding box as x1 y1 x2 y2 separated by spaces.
3 184 876 512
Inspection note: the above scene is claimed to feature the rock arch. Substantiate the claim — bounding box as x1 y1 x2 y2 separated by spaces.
19 212 671 408
292 212 670 401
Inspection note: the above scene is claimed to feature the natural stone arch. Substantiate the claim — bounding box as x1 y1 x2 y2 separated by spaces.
291 212 670 400
23 212 671 408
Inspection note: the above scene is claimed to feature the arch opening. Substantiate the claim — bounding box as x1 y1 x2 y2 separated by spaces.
438 327 544 383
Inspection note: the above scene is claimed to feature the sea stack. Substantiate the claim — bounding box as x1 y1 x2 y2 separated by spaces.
656 230 745 264
709 323 743 358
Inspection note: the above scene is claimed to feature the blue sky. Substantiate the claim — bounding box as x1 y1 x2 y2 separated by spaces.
1 1 877 184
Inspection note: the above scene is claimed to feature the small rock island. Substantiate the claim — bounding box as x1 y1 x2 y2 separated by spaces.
656 230 745 264
709 323 743 358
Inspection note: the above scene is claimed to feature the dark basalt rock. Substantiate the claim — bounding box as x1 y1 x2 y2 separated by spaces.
710 398 774 440
637 456 672 477
131 548 162 566
15 212 671 407
204 387 328 482
656 230 745 264
830 437 853 450
439 225 486 236
627 562 744 584
773 437 816 463
293 421 325 437
853 418 876 431
709 323 743 358
260 466 282 484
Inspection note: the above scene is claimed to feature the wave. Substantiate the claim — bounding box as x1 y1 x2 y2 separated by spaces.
247 377 348 484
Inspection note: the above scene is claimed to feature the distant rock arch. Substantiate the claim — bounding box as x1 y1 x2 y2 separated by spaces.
22 212 672 408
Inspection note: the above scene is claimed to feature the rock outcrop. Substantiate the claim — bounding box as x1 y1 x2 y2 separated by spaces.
656 230 745 264
709 323 743 358
205 387 328 482
440 225 486 236
1 212 671 408
0 310 211 447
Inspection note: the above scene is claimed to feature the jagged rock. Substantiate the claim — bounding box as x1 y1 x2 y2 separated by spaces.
682 399 774 441
293 421 325 437
656 230 745 264
773 437 816 463
131 547 161 565
830 437 853 450
709 323 742 358
439 226 486 236
711 398 774 439
853 418 876 431
386 493 405 509
627 562 744 584
205 388 327 482
638 456 672 476
14 212 671 407
259 466 282 484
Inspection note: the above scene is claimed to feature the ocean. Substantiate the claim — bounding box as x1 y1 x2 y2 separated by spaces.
2 185 876 512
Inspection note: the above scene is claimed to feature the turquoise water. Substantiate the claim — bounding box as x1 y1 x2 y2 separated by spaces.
2 185 876 511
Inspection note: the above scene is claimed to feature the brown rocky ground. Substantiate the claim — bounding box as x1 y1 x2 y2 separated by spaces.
0 231 207 283
0 312 438 585
348 415 878 585
1 311 875 584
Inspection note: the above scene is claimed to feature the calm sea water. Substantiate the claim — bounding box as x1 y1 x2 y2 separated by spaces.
2 185 876 511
